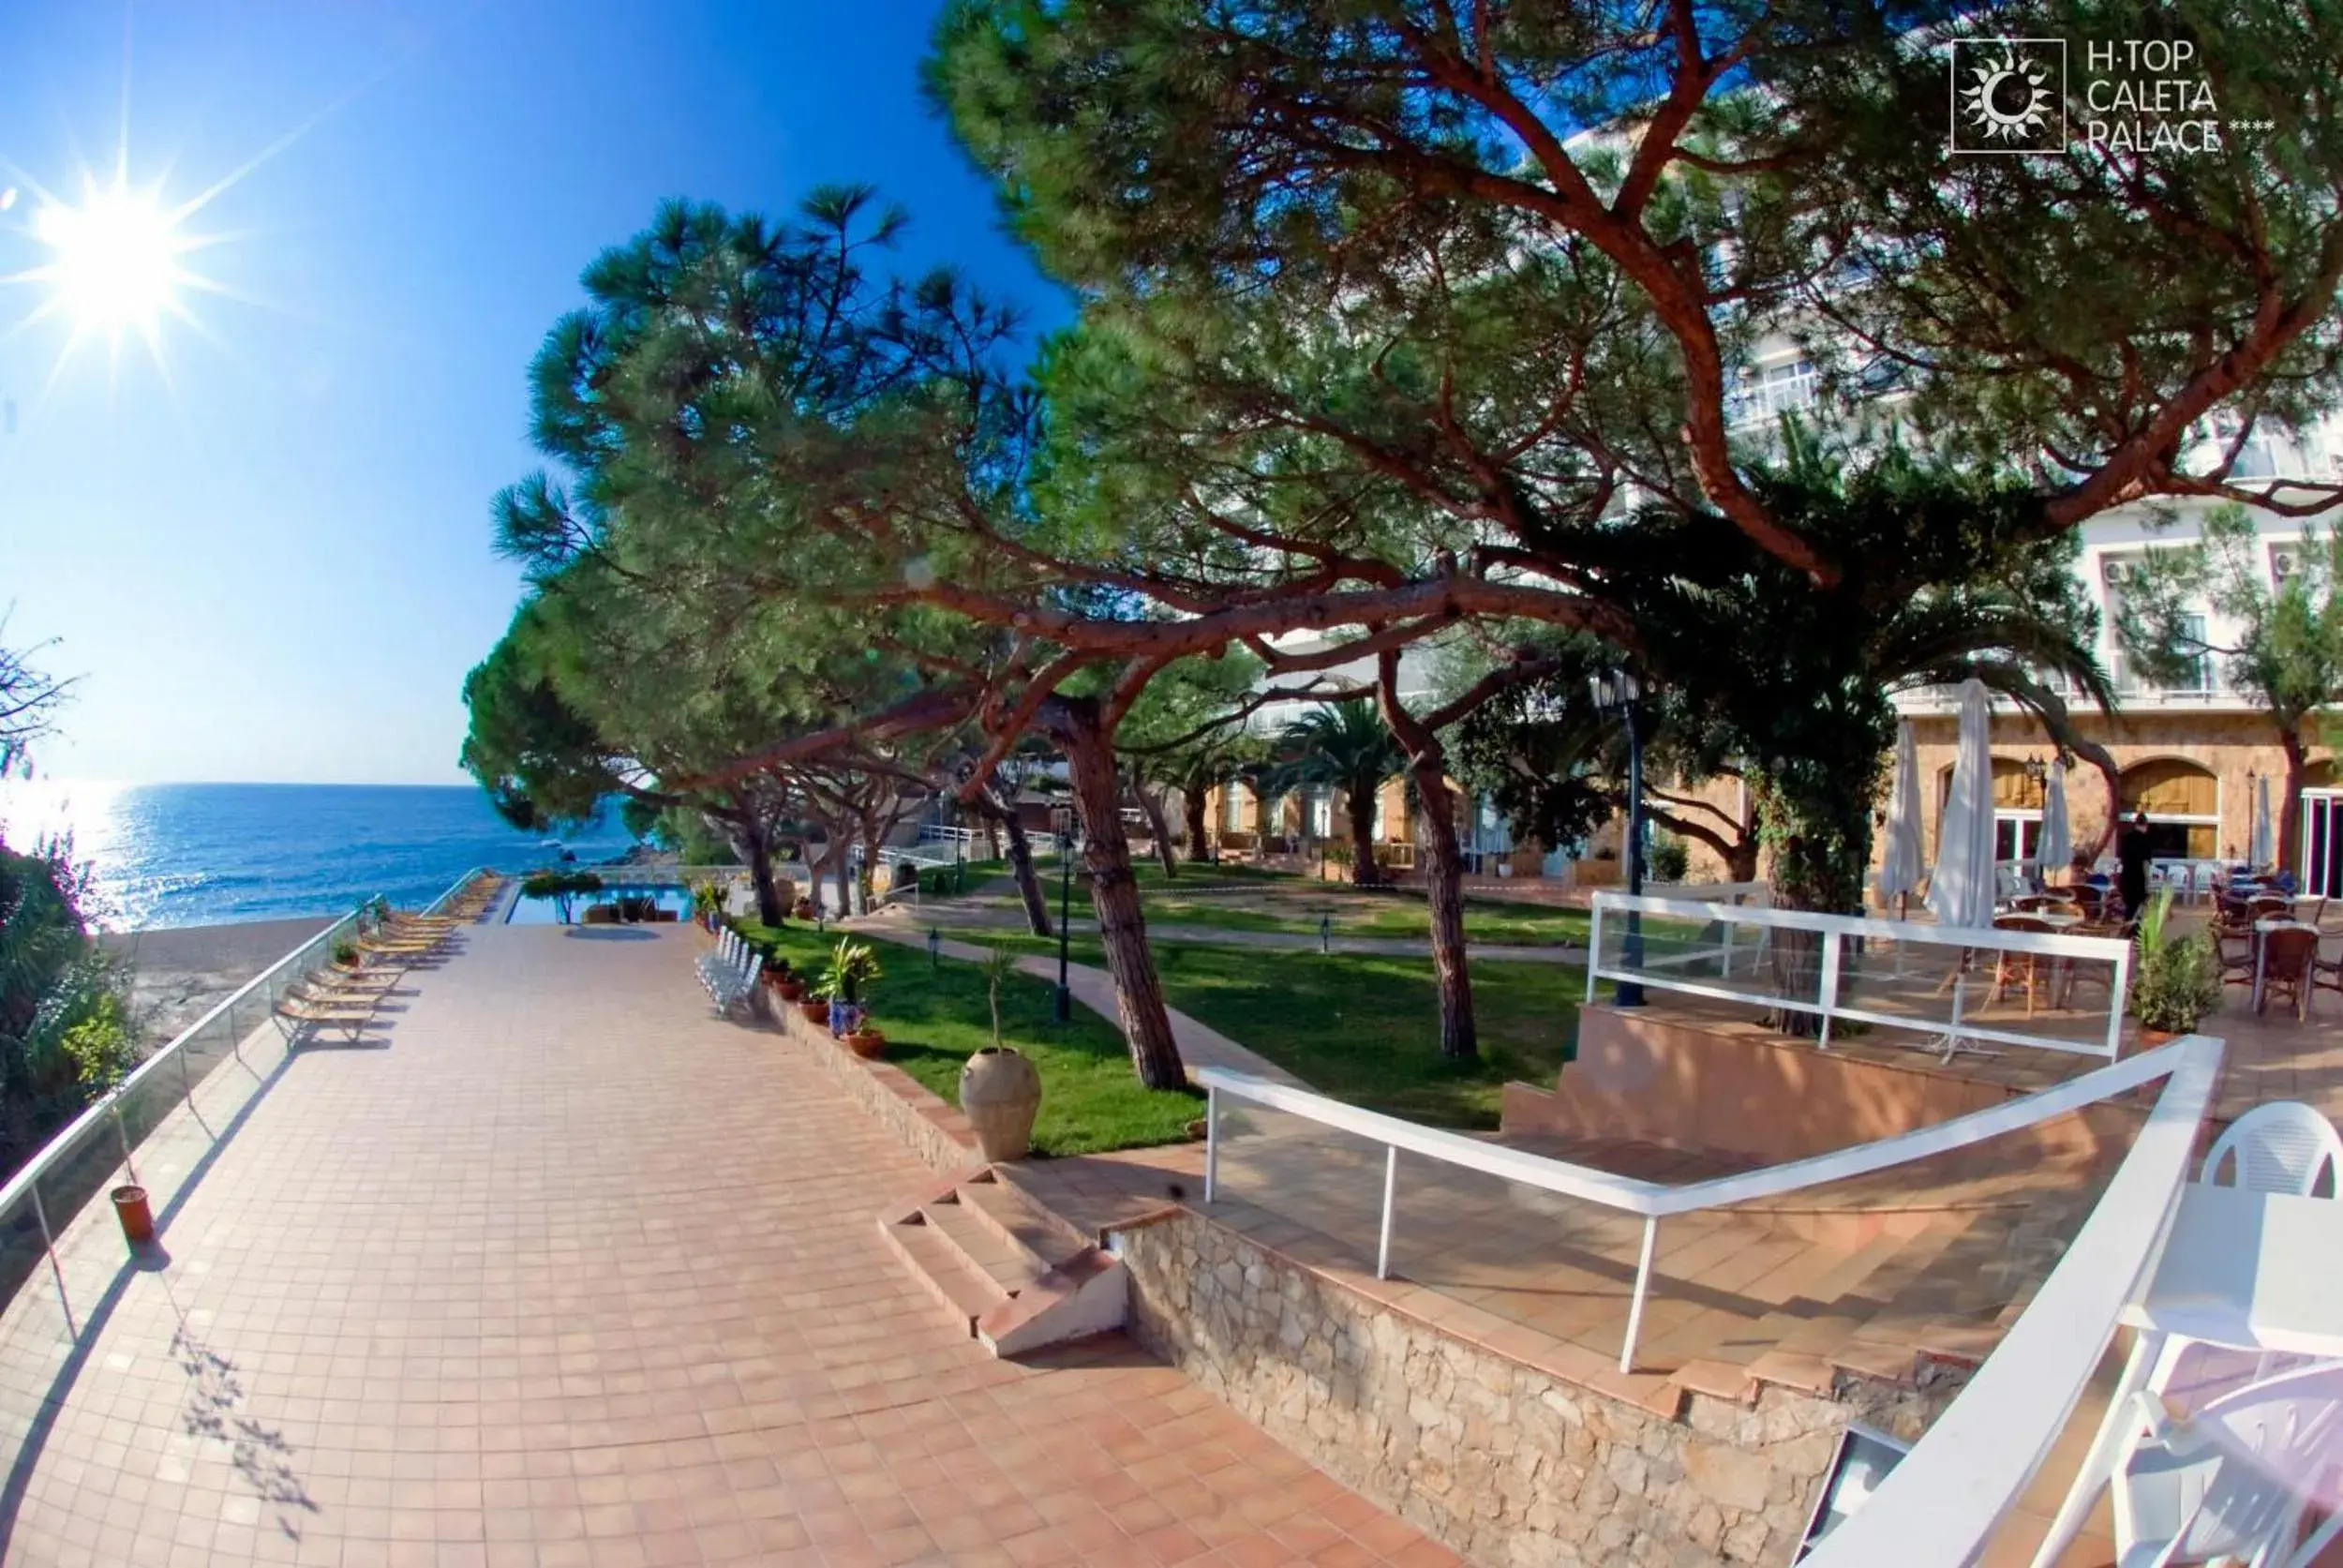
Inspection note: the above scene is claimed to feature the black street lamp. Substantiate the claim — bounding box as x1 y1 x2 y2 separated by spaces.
1589 667 1647 1008
1054 805 1080 1023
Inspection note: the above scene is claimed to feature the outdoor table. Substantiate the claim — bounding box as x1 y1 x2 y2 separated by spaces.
2031 1185 2343 1567
2251 919 2321 1012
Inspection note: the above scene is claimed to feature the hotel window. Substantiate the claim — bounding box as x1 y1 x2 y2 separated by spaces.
1223 785 1245 832
1727 359 1817 428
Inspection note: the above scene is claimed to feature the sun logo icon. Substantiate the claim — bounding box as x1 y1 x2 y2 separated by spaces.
1949 38 2067 155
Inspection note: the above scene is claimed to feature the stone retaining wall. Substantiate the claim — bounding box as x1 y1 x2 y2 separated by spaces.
754 985 981 1175
1117 1209 1966 1568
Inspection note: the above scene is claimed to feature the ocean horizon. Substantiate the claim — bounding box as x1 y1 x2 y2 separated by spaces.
0 781 640 932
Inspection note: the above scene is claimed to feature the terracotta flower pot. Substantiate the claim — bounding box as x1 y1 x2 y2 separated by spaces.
844 1030 886 1059
798 999 830 1024
112 1185 155 1246
960 1047 1043 1163
777 979 805 1002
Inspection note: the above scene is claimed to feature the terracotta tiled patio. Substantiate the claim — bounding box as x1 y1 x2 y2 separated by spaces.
0 924 1456 1568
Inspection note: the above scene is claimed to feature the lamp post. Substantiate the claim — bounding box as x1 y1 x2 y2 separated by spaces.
1053 805 1080 1023
1589 667 1647 1007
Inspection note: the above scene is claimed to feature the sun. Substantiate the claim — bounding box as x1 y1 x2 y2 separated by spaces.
1962 52 2055 142
28 178 195 336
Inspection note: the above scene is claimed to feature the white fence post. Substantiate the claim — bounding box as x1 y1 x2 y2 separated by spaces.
1585 899 1604 1006
1817 930 1843 1050
2106 944 2132 1058
1377 1145 1398 1280
1620 1217 1659 1373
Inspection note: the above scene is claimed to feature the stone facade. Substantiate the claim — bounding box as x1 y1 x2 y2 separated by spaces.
1638 709 2325 886
1116 1209 1966 1568
1905 709 2315 867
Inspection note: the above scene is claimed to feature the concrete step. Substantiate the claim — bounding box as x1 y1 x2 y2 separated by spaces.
877 1169 1130 1358
924 1191 1053 1298
879 1208 1001 1338
959 1168 1092 1267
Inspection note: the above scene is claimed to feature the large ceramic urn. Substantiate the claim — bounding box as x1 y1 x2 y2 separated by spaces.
959 1047 1043 1162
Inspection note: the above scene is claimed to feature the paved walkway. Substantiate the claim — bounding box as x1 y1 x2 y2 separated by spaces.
0 924 1455 1568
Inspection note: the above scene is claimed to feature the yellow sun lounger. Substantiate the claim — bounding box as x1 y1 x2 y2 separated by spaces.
274 995 378 1043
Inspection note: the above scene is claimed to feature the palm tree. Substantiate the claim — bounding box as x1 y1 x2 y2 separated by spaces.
1276 701 1406 885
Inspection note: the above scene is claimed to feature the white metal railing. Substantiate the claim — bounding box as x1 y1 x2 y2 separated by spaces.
1799 1033 2223 1568
1199 1037 2205 1375
1587 891 2133 1059
0 866 493 1336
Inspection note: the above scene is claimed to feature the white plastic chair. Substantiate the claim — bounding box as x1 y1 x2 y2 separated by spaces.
2113 1361 2343 1568
2203 1103 2343 1198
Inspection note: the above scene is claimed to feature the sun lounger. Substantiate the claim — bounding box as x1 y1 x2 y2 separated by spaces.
274 995 378 1044
306 967 402 994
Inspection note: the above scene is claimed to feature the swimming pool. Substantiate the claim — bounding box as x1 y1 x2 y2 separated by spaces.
504 884 696 925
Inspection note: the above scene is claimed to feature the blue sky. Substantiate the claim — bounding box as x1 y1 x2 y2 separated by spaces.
0 1 1067 784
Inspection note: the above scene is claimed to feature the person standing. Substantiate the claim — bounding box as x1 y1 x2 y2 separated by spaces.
2117 810 2155 918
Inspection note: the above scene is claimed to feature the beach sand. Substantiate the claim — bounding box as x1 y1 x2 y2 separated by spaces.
98 917 336 1044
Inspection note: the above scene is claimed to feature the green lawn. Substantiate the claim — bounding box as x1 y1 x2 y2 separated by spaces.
937 927 1584 1128
733 921 1200 1157
948 858 1592 948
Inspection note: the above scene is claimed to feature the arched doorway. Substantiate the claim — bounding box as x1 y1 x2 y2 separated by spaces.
2117 758 2219 859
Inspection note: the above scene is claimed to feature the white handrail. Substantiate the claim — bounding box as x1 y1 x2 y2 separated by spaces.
1798 1033 2223 1568
1587 890 2134 1059
1200 1037 2204 1372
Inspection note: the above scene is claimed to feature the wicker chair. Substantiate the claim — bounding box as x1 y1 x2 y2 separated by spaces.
2260 926 2320 1021
2211 921 2258 997
1991 914 2058 1017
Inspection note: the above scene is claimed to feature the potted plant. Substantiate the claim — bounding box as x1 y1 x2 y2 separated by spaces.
960 948 1042 1160
691 882 724 931
331 937 361 971
2129 888 2222 1044
818 938 883 1044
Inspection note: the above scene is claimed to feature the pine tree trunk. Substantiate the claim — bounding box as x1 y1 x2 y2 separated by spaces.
743 822 784 926
1136 780 1179 877
1057 706 1187 1090
1000 810 1054 937
1411 771 1479 1061
2280 724 2309 875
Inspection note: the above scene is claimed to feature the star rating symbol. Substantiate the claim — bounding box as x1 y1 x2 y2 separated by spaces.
2226 119 2277 131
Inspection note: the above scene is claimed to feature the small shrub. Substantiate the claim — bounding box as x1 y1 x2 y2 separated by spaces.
2130 889 2221 1034
817 938 883 1005
1649 834 1690 883
331 938 359 967
61 995 141 1094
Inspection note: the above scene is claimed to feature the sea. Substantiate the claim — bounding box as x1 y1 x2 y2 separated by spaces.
0 782 639 932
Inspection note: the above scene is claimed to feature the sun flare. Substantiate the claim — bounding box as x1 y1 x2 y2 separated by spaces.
30 179 193 335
